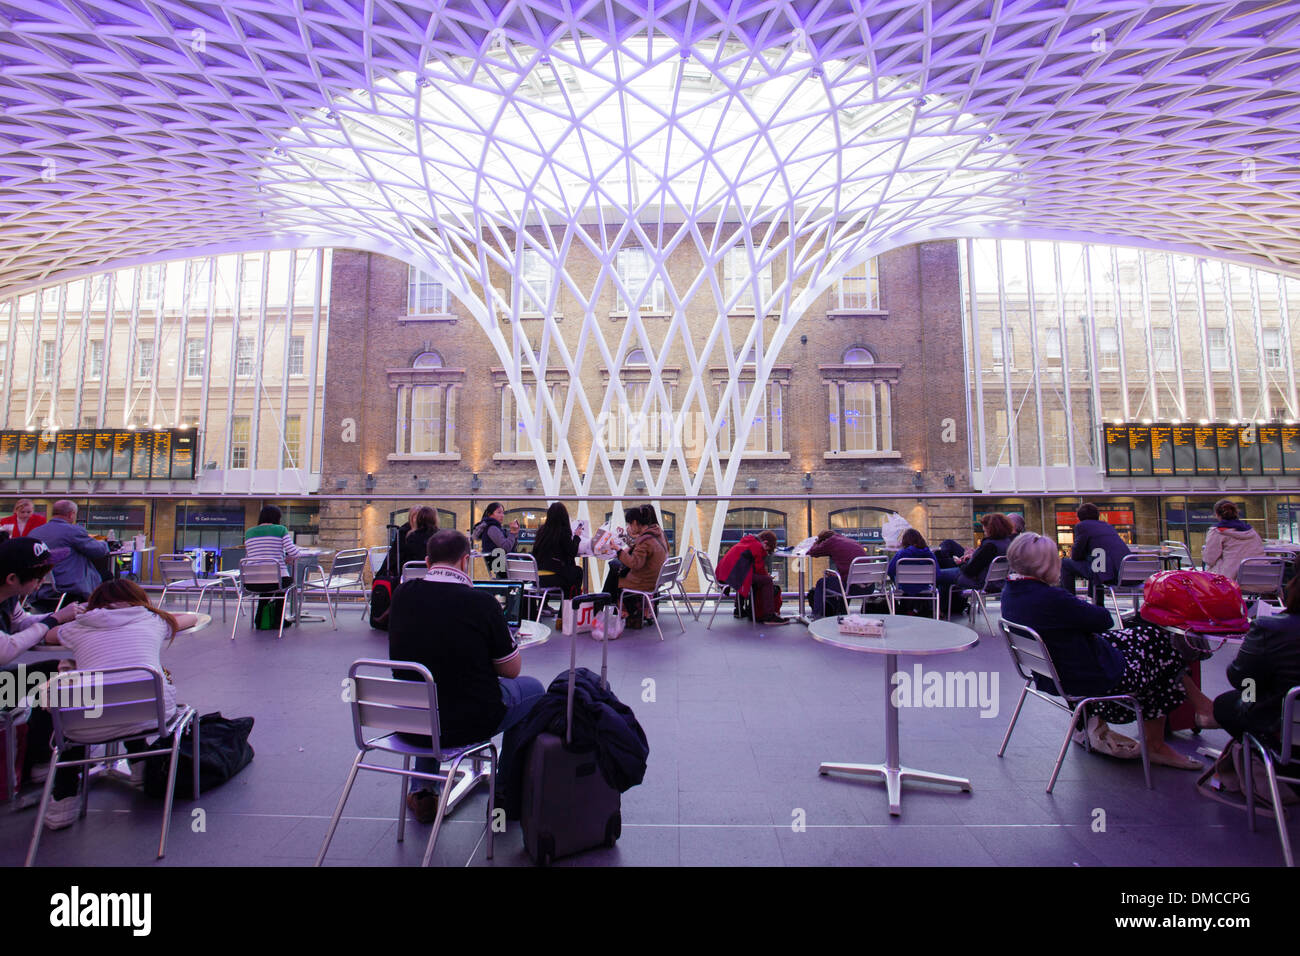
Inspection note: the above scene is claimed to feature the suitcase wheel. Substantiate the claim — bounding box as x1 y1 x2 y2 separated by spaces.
604 811 621 847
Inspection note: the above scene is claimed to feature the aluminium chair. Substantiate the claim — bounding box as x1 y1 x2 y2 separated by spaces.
506 553 566 622
1105 553 1163 618
892 557 940 618
401 560 428 584
701 551 757 630
673 548 698 619
299 548 369 629
997 618 1151 794
1160 540 1195 569
946 555 1010 632
316 659 496 868
25 665 199 865
158 553 226 621
1241 685 1300 867
231 559 295 640
620 554 687 641
1237 557 1287 611
824 556 893 616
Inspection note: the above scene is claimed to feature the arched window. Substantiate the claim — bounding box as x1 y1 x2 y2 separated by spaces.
844 346 874 364
626 348 648 365
828 506 895 545
413 350 442 368
722 507 788 586
390 507 457 530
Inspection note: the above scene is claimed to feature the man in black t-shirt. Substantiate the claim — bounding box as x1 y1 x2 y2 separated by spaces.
389 530 545 824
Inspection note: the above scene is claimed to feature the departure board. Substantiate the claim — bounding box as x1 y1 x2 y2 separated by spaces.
92 431 114 477
1284 425 1300 473
130 432 153 479
53 433 75 480
1104 425 1129 475
1171 425 1198 475
1260 425 1284 475
72 431 94 479
0 433 17 479
150 431 171 476
1105 421 1300 477
1238 425 1263 476
111 432 133 477
15 434 37 478
1149 425 1174 476
1215 425 1240 476
1128 426 1153 475
34 434 55 478
170 431 196 479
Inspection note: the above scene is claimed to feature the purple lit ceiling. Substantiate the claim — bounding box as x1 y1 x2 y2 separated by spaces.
2 0 1299 293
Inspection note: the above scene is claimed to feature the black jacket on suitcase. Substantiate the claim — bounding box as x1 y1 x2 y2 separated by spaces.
500 666 649 820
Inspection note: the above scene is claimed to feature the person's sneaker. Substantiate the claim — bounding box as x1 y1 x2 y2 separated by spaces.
406 789 439 824
44 795 80 830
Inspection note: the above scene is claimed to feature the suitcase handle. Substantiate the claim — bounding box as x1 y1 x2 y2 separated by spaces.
565 595 613 746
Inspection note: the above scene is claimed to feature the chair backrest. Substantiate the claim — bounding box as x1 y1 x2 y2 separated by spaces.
894 557 937 589
46 666 168 745
1116 553 1162 586
998 619 1069 699
696 552 718 586
368 546 388 576
845 556 887 589
982 555 1010 591
506 553 540 585
158 556 196 585
1238 557 1286 595
1280 686 1300 765
345 659 443 756
239 559 284 587
653 555 682 591
1161 540 1193 566
326 548 368 583
400 561 427 584
677 548 696 584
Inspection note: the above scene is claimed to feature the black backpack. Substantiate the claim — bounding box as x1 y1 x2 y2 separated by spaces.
369 578 395 630
144 712 254 798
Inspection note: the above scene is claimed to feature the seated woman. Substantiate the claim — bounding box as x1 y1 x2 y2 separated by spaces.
937 512 1014 616
715 529 786 625
999 532 1216 770
243 504 303 623
39 579 199 830
888 529 939 613
1202 498 1266 581
531 502 583 609
472 502 521 579
602 506 668 629
401 507 439 574
1212 575 1300 771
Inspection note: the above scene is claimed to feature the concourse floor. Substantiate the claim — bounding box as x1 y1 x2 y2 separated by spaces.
3 596 1287 867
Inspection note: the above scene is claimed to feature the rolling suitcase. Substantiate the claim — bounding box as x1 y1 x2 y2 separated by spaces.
520 592 622 866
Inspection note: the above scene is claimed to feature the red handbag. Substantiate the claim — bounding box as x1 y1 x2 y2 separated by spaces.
1139 569 1249 634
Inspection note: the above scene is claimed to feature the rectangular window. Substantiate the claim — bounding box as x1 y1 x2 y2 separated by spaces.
186 339 204 377
140 265 161 303
723 247 773 313
519 249 552 314
284 414 302 467
137 340 155 378
841 382 877 451
1042 327 1062 367
1264 328 1285 369
39 341 55 380
990 328 1015 369
1208 328 1229 369
89 275 110 307
407 266 448 314
235 336 255 377
837 257 879 310
240 254 263 311
81 415 96 429
89 340 104 378
188 258 212 308
1152 328 1174 371
1045 409 1069 465
1097 328 1119 369
288 336 305 376
409 386 442 454
615 249 667 313
230 416 250 469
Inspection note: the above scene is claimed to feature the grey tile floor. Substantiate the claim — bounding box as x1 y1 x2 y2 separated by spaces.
3 596 1291 867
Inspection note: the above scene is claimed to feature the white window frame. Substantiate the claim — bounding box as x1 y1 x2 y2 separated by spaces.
186 339 204 378
284 414 302 467
1152 327 1174 371
837 257 880 311
723 247 773 314
1097 327 1120 370
235 336 255 378
39 341 54 380
137 339 155 378
230 416 250 469
1208 327 1229 369
288 335 305 377
1264 328 1285 369
614 249 667 313
89 339 104 379
407 265 449 315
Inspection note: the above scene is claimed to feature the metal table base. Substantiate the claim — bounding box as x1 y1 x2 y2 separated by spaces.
818 651 972 815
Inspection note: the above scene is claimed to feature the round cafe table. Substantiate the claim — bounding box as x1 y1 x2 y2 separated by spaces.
516 620 550 650
808 613 979 815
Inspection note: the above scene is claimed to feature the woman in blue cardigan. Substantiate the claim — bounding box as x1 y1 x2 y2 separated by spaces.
999 532 1216 770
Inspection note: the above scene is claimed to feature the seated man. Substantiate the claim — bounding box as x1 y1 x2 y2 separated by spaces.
716 529 786 624
388 530 544 824
1059 502 1130 605
29 500 109 603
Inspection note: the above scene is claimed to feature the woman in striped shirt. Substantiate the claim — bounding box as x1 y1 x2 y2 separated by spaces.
243 504 303 587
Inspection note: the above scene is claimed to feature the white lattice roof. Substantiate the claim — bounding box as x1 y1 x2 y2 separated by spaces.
1 0 1299 293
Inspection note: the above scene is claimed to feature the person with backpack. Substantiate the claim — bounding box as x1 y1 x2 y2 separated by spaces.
472 502 520 579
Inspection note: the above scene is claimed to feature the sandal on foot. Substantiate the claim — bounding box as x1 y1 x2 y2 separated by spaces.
1150 749 1203 770
1091 726 1141 759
